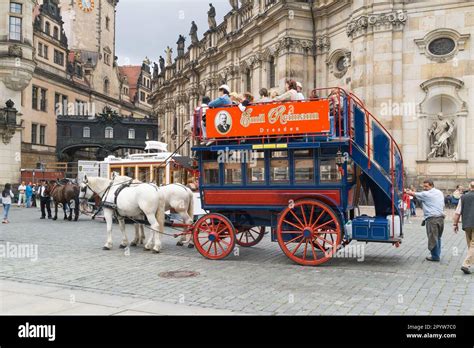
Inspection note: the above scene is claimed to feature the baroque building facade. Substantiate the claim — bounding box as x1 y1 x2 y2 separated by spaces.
150 0 474 189
1 0 155 181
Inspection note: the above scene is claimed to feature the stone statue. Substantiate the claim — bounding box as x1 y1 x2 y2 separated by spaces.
428 113 456 159
229 0 239 10
165 46 173 66
190 21 199 45
153 62 159 78
177 35 186 57
208 3 217 29
159 56 165 74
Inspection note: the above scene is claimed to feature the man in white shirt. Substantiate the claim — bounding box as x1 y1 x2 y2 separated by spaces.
17 181 26 207
407 179 445 262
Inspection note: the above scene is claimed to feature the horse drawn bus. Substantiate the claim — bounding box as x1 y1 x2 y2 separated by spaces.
188 87 404 266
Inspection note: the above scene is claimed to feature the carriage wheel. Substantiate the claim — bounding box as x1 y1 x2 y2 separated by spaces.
235 226 265 247
193 213 236 260
276 199 341 266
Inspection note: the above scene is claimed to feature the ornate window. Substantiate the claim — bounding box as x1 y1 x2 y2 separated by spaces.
83 127 90 138
327 49 351 79
103 78 110 95
105 127 114 139
415 28 470 63
268 57 276 88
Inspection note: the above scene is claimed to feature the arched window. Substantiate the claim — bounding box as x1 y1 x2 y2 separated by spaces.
45 21 50 35
83 127 90 138
104 78 110 95
128 128 135 139
268 56 276 88
246 68 252 92
105 127 113 139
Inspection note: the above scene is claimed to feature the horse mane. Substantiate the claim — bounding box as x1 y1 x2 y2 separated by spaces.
87 176 112 195
113 175 142 184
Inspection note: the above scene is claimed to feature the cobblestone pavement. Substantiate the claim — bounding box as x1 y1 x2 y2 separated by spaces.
0 206 472 315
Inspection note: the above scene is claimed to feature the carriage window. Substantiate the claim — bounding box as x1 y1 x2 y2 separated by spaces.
224 163 242 185
203 162 219 185
138 167 151 182
124 166 135 178
247 151 265 185
270 151 289 184
319 158 342 183
294 150 314 184
153 166 165 185
347 158 355 182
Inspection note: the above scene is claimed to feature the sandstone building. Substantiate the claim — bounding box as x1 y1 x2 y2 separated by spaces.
150 0 473 188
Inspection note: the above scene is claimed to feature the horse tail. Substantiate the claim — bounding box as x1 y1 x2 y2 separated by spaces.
187 188 194 223
156 192 166 233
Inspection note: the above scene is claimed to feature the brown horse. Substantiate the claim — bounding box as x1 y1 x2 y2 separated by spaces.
47 181 80 221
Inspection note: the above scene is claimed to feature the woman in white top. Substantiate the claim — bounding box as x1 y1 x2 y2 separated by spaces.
274 79 299 101
2 183 14 224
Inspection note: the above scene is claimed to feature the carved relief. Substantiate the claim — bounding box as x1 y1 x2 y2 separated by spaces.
346 10 407 40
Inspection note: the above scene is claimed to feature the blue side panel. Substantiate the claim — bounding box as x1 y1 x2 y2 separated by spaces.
372 122 390 174
353 106 365 149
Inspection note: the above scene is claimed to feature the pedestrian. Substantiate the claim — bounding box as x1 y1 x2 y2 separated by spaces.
296 81 305 100
409 184 417 216
2 183 14 224
31 183 37 207
407 179 445 262
25 182 33 208
453 181 474 274
17 181 26 207
257 88 271 102
38 180 52 219
274 79 299 101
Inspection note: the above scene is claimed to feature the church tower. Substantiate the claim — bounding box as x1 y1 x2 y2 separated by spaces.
59 0 120 98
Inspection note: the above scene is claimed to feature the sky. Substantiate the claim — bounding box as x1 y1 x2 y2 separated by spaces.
115 0 231 66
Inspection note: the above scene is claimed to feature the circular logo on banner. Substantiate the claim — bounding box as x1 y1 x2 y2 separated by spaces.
215 110 232 135
77 0 95 12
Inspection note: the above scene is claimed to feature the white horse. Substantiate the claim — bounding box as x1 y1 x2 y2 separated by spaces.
79 177 147 247
108 175 195 247
80 175 165 253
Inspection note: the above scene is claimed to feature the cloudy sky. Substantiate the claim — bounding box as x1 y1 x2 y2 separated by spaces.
116 0 231 66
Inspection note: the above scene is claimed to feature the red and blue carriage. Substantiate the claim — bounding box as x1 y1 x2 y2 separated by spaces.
189 87 404 266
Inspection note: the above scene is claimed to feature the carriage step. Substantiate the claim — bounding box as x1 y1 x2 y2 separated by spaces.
354 237 402 244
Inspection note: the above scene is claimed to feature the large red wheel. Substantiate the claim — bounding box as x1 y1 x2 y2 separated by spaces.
276 199 342 266
236 226 265 247
193 213 236 260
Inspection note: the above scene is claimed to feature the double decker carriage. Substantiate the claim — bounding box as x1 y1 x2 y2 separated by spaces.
189 88 404 266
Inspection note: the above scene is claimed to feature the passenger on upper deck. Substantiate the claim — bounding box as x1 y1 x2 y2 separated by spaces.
257 88 271 102
208 84 232 108
274 79 299 101
296 82 305 100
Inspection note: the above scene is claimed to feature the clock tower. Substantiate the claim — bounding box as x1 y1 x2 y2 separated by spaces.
59 0 120 97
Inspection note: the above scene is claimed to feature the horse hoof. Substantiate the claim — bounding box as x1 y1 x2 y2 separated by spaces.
144 248 151 251
102 246 111 251
68 217 72 221
176 241 184 247
130 242 137 247
188 243 195 249
53 217 57 221
119 244 127 249
152 250 161 254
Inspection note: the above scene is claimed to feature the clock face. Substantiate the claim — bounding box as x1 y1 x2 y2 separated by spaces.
77 0 94 13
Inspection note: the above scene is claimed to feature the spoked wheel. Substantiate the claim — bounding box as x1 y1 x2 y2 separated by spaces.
276 199 342 266
193 213 236 260
235 226 265 247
